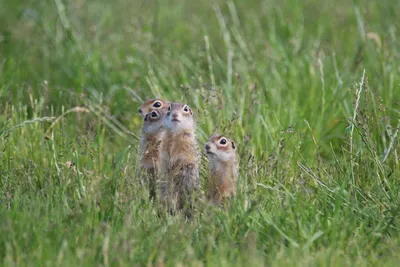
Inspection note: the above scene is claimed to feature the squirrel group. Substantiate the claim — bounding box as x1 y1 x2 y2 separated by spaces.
138 98 238 211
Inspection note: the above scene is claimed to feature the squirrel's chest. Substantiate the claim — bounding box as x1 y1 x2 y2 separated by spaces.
209 167 234 184
146 139 162 153
166 143 194 169
140 138 162 166
208 172 233 193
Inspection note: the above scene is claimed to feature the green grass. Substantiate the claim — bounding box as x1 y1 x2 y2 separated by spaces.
1 0 400 266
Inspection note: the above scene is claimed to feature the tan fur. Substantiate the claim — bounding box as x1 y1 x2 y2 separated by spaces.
139 109 166 199
205 135 238 206
140 132 163 171
138 98 169 118
159 103 199 213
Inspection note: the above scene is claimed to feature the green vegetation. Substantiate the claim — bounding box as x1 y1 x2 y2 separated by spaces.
1 0 399 265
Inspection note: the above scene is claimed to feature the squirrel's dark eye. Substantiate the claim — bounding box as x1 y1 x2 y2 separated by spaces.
151 111 158 118
183 105 189 112
153 101 162 108
220 138 227 145
138 108 142 114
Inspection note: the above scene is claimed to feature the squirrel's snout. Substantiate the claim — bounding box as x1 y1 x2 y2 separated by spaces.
172 112 179 118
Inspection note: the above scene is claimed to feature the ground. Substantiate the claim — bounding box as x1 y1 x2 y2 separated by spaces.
0 0 399 266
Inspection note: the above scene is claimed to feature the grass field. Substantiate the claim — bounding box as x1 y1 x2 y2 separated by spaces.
1 0 400 266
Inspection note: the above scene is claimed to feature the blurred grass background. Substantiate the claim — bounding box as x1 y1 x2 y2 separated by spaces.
0 0 399 266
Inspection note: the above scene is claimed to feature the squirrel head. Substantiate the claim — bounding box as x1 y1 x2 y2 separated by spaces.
164 103 195 133
142 110 164 134
205 134 237 162
138 98 169 118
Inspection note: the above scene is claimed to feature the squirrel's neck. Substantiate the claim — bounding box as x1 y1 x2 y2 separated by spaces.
167 128 194 137
210 159 237 181
140 131 164 151
166 130 195 144
144 131 164 141
140 133 164 169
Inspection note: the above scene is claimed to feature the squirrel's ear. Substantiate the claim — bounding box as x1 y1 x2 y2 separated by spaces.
189 108 193 115
231 141 236 149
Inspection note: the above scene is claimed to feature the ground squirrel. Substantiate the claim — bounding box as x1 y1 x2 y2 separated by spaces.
138 102 167 200
159 103 199 213
205 134 238 206
138 98 169 118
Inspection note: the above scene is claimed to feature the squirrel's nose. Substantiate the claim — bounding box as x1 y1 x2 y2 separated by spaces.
172 112 178 118
205 144 210 151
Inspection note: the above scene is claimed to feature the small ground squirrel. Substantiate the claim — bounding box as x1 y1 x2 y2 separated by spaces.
139 109 166 200
205 134 238 206
159 103 199 213
138 98 169 118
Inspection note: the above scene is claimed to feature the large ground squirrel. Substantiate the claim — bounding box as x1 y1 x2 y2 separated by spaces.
138 98 169 118
205 134 238 206
160 103 199 212
138 99 168 199
139 109 166 199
